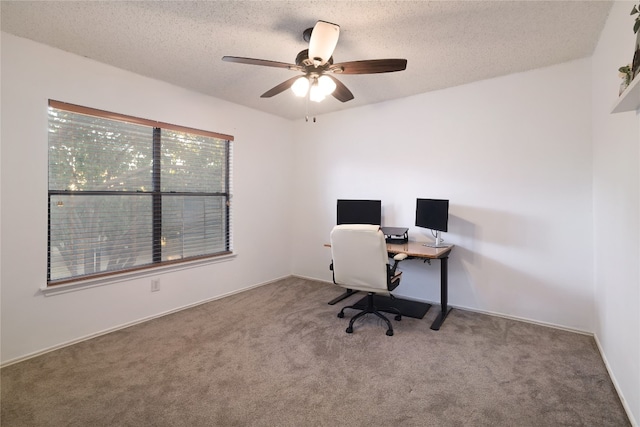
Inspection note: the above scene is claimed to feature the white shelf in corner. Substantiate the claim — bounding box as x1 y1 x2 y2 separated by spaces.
612 76 640 113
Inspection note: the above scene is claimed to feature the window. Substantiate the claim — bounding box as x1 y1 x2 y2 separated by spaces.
47 100 233 286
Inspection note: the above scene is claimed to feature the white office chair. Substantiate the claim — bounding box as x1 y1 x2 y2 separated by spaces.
330 224 408 336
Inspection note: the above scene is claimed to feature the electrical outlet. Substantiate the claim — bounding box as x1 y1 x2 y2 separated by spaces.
151 279 160 292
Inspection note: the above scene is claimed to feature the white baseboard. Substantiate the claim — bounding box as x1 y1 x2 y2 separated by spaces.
1 275 288 368
445 302 593 336
291 273 332 284
593 333 638 427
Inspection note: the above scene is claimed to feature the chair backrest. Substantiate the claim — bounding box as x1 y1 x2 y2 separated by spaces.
330 224 390 294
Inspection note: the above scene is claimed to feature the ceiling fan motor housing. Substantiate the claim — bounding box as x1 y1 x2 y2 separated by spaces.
296 49 333 69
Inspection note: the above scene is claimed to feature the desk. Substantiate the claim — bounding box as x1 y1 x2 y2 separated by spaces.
386 242 453 331
326 241 454 330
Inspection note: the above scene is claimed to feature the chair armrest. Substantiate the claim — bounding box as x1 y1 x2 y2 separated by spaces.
393 253 408 262
388 252 408 278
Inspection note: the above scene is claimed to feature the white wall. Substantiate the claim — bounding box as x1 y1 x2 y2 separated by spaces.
591 1 640 424
292 58 595 332
0 33 294 364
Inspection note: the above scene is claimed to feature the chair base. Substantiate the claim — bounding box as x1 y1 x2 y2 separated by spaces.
338 292 401 336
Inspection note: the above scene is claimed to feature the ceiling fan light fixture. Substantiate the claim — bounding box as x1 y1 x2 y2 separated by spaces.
317 75 336 95
291 76 310 97
309 81 326 102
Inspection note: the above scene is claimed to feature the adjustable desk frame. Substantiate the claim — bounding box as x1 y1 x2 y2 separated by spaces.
328 242 453 331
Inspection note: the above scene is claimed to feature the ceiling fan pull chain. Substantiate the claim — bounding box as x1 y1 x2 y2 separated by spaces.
304 91 318 123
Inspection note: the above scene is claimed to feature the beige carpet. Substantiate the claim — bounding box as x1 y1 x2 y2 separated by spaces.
1 276 630 426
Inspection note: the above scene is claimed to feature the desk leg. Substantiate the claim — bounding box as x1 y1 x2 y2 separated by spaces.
430 256 451 330
327 289 358 305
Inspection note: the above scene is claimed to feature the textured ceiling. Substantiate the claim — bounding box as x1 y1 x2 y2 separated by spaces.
1 1 612 120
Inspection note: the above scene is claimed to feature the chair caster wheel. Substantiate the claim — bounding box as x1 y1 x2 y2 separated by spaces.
395 315 402 321
346 326 353 334
337 312 344 318
386 329 394 336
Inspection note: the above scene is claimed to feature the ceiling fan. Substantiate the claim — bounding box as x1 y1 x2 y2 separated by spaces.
222 20 408 104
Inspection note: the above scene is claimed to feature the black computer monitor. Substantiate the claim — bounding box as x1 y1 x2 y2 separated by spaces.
336 199 382 225
415 198 449 247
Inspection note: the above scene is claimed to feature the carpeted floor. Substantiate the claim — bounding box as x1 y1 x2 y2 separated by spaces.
1 277 630 426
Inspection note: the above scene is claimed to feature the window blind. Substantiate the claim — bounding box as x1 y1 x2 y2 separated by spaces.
47 101 233 285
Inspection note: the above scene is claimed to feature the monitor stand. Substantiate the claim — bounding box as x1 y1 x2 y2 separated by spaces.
424 230 448 248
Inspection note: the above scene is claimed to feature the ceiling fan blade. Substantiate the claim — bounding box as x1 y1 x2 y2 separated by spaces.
261 76 302 98
327 76 354 103
222 56 300 71
332 59 407 74
308 21 340 66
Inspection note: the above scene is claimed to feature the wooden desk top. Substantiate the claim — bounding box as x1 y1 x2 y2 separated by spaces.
325 241 453 259
386 241 453 259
